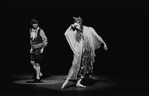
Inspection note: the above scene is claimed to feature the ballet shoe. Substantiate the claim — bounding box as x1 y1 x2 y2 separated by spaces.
32 78 41 83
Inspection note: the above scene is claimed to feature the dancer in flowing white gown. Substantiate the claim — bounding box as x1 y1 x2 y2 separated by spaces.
61 17 107 89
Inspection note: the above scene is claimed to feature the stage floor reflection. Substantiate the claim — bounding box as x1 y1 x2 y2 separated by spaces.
12 74 115 92
1 73 148 96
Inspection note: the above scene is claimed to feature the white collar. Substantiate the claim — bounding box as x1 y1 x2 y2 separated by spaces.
32 27 39 31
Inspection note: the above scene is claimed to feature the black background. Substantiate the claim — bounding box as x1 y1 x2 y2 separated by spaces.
0 0 148 87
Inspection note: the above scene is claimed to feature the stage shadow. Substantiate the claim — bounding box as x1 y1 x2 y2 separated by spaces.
82 78 111 86
26 80 44 83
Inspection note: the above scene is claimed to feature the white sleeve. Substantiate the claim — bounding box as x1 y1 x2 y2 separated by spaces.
30 29 35 39
64 25 73 36
90 27 104 43
89 27 103 51
64 25 78 55
40 29 47 42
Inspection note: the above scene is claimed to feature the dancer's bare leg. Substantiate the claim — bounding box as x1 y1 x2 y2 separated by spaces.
62 55 78 89
61 68 74 89
61 79 68 89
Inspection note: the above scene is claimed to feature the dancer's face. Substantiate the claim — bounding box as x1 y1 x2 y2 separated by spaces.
32 23 38 29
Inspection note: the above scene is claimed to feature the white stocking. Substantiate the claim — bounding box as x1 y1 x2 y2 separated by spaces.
36 63 41 79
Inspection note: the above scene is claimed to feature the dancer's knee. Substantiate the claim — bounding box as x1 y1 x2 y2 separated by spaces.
30 61 35 65
36 63 40 67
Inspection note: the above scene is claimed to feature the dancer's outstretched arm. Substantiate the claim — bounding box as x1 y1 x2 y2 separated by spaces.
91 27 108 50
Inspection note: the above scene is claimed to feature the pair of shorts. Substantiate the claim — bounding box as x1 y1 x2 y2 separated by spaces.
30 48 42 63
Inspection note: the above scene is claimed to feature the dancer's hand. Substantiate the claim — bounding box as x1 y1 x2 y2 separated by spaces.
104 43 108 51
40 48 44 53
43 41 48 47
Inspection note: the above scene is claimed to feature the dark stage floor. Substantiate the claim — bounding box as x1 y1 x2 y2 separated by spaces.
0 73 148 96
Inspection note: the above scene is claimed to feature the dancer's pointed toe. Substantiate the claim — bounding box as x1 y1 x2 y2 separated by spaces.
61 86 64 89
61 80 68 89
